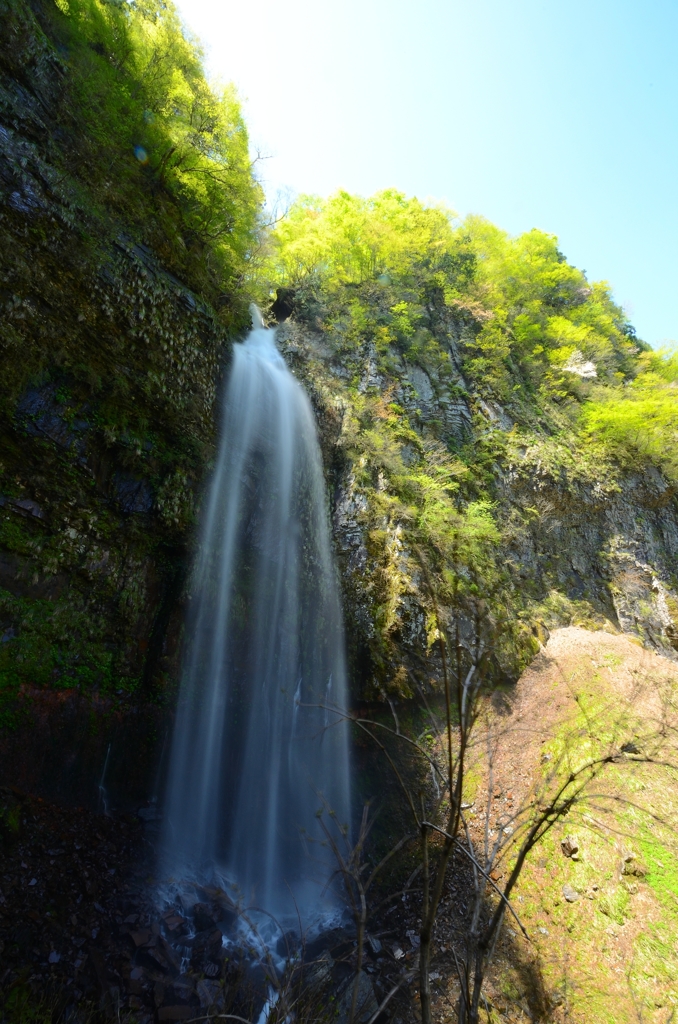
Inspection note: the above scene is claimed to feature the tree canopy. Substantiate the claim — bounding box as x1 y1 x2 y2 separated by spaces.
264 189 676 486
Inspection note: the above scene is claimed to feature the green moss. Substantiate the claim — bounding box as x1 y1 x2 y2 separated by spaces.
639 838 678 912
597 887 630 925
0 587 134 701
0 519 34 557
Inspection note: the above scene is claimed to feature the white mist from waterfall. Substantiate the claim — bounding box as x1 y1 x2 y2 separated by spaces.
161 306 351 931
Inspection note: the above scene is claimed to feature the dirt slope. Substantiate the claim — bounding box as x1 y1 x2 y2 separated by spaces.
472 627 678 1023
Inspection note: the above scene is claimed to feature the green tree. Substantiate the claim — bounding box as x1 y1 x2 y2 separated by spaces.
46 0 263 308
581 348 678 483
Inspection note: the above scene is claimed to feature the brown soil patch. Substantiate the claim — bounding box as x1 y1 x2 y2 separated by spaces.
485 626 678 814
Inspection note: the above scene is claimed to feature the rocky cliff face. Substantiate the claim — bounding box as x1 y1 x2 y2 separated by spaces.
277 307 678 700
0 0 259 722
0 0 263 801
498 452 678 654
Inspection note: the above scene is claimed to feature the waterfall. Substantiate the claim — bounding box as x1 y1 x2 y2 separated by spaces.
162 306 351 929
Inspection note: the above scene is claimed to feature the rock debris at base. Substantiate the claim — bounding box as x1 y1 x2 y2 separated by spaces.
0 788 416 1022
0 784 553 1023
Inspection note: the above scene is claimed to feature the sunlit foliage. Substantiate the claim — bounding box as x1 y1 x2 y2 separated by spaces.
266 192 641 404
582 349 678 483
268 189 473 294
462 217 640 399
46 0 262 306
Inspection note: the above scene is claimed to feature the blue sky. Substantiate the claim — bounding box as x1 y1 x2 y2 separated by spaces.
174 0 678 347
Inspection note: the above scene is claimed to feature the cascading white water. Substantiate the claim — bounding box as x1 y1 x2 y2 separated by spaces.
162 306 351 930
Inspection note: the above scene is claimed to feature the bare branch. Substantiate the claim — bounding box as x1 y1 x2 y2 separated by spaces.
422 821 531 942
366 969 418 1024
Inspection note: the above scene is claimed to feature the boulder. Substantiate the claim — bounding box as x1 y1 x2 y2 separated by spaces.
561 836 579 859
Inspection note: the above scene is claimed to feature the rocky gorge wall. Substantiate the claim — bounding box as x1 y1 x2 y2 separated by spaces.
0 0 257 806
277 306 678 699
1 0 677 814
